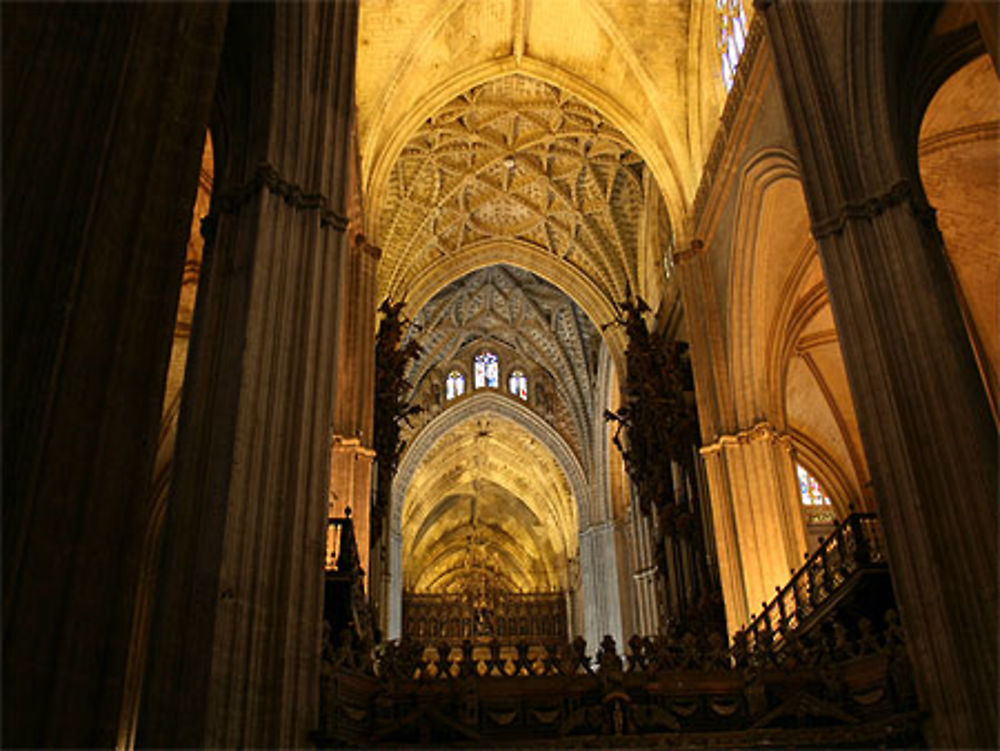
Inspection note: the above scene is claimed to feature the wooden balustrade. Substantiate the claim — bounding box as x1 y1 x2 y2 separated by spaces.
735 512 888 653
316 607 919 748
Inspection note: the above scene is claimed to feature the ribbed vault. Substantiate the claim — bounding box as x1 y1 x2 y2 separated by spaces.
405 264 602 465
401 412 579 595
376 74 655 313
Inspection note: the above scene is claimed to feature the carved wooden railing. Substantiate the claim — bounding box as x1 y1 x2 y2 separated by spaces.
316 611 920 748
735 512 888 654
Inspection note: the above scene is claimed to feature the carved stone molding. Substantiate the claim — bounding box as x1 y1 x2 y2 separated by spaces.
357 239 383 260
203 163 349 238
700 421 794 454
332 435 377 457
919 120 1000 158
810 179 937 240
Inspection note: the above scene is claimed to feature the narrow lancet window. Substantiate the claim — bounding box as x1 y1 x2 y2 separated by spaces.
446 371 466 400
796 464 832 507
508 370 528 400
474 352 499 389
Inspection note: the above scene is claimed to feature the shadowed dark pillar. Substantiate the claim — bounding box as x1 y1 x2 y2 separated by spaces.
3 3 228 746
757 1 997 746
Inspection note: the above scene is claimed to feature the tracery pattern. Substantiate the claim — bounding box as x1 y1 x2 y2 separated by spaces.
405 265 601 466
377 75 649 307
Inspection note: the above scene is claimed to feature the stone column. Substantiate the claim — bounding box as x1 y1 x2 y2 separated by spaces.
387 529 404 639
329 235 380 586
671 240 737 440
2 5 228 747
759 2 998 745
137 3 360 749
579 520 625 650
700 423 806 634
626 504 661 635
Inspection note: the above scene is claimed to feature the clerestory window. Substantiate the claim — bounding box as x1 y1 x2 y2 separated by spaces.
718 0 749 91
796 464 832 507
474 352 499 390
508 370 528 400
446 370 466 400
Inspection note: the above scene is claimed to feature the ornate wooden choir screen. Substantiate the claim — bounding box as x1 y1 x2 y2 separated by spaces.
403 590 568 643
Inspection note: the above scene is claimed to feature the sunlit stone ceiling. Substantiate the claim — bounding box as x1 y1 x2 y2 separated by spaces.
402 414 578 594
377 74 647 309
405 265 602 463
357 0 726 235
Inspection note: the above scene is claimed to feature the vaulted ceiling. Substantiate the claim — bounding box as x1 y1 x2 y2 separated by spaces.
357 0 724 331
401 413 578 594
405 265 602 464
376 75 647 310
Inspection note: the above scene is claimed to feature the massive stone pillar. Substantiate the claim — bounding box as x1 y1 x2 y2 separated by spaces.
329 235 380 585
759 1 998 746
2 5 228 747
671 241 736 441
700 423 807 634
137 3 360 748
579 520 625 649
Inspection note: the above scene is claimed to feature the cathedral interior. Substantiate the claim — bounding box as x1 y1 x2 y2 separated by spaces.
3 1 998 748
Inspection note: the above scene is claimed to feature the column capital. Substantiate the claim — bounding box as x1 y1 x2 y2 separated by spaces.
206 163 350 236
810 178 937 240
700 421 794 453
332 434 377 458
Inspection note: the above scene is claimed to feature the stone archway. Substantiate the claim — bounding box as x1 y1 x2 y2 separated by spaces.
388 390 626 647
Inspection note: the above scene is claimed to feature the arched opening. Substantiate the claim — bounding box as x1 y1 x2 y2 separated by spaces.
400 412 578 641
387 265 628 646
391 393 589 641
918 53 1000 422
708 151 872 631
507 370 528 400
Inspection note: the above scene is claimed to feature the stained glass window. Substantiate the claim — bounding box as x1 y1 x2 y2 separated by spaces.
446 371 465 400
508 370 528 400
474 352 499 389
796 464 832 507
718 0 749 91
